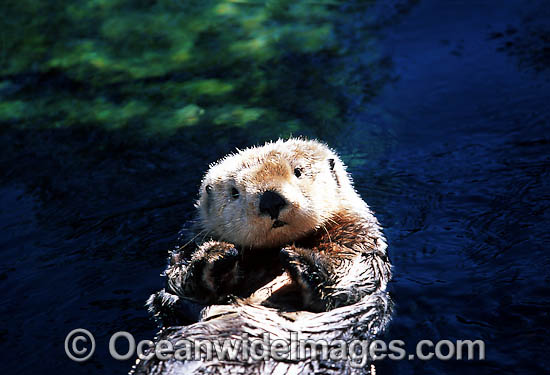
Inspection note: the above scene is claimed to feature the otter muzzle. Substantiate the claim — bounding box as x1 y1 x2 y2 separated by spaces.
259 190 287 219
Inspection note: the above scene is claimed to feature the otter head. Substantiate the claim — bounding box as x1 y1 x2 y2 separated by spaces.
196 139 354 248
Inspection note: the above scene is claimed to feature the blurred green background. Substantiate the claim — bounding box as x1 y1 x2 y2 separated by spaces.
1 0 390 139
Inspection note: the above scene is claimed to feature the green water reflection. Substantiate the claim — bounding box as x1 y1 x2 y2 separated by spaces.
1 0 389 139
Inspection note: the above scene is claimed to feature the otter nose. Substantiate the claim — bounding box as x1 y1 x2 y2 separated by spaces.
259 190 287 219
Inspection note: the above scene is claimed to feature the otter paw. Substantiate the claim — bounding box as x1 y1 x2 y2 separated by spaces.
146 289 205 327
279 246 331 311
182 241 241 304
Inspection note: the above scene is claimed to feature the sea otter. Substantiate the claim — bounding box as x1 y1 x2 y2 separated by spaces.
133 138 392 374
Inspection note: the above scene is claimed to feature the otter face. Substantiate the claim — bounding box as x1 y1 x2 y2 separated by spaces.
196 139 350 248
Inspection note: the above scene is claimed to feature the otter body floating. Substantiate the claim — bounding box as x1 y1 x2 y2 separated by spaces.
133 139 392 374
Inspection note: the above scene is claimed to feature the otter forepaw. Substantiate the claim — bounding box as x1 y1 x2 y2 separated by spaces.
279 246 332 311
146 289 205 327
181 241 241 304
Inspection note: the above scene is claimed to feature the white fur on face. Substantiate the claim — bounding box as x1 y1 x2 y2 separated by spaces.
196 139 358 248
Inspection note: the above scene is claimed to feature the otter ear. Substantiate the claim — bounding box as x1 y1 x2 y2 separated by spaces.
328 158 335 171
203 185 213 211
328 158 340 187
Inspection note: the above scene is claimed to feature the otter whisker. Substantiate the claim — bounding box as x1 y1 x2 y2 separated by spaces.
197 228 213 246
321 223 333 247
176 228 210 251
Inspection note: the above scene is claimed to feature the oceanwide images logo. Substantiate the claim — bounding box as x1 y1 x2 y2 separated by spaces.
65 329 96 362
65 329 486 366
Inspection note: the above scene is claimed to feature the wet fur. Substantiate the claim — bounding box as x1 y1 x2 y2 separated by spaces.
135 139 392 374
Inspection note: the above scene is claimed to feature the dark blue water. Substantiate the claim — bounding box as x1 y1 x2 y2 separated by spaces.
1 0 549 374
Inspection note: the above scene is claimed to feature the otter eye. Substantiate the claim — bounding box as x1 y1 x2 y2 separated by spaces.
205 185 212 194
231 187 239 199
294 168 302 178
